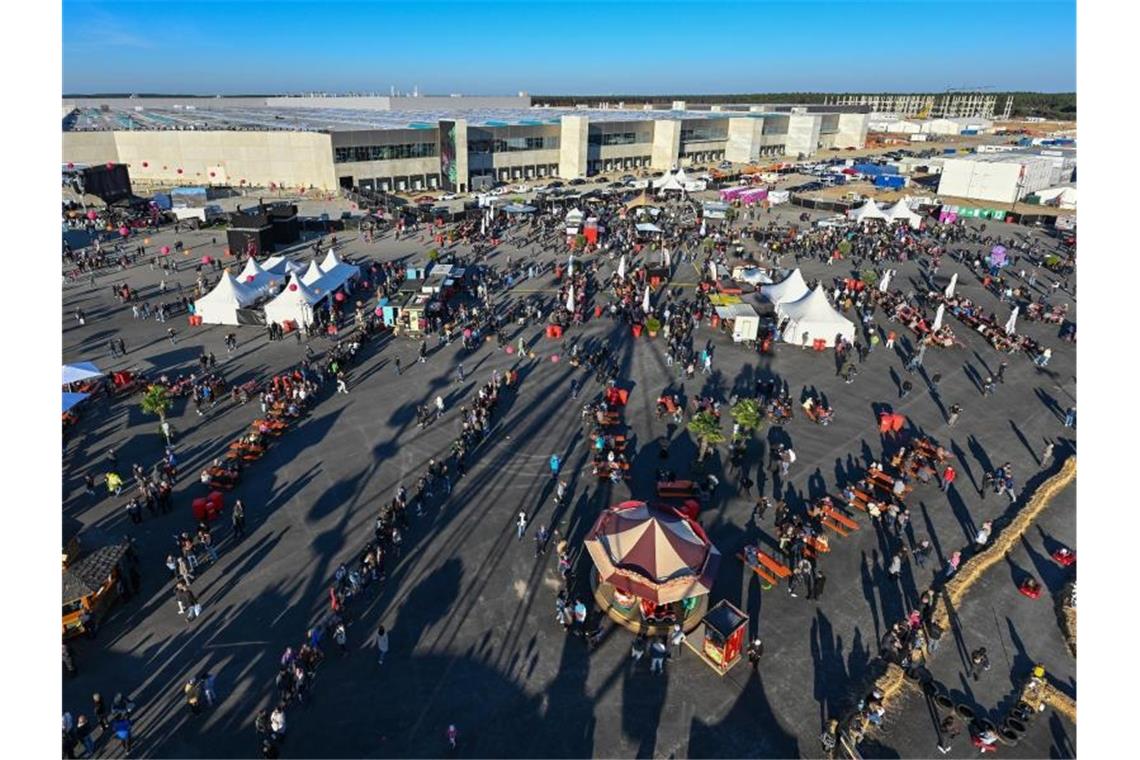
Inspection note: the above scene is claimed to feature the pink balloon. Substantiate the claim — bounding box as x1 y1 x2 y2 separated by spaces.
505 346 515 354
288 283 298 291
334 292 346 302
160 246 170 255
246 275 255 283
550 354 560 363
86 211 97 221
119 227 129 237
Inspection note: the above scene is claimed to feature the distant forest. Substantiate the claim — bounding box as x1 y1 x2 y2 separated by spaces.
533 92 1076 120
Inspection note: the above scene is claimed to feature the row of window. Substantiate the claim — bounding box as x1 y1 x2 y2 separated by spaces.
468 136 559 154
680 127 728 143
587 131 650 146
334 143 438 163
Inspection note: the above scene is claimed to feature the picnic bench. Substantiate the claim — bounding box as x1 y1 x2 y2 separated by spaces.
738 545 790 588
821 505 859 537
657 480 698 500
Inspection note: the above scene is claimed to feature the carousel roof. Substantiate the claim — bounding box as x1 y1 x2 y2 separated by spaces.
585 500 720 604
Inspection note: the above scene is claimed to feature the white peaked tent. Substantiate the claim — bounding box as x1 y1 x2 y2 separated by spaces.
195 274 257 325
567 254 574 278
301 260 326 286
778 285 856 347
848 200 889 223
319 248 362 288
264 274 323 328
642 286 651 313
760 268 810 307
878 269 893 292
617 255 627 280
263 255 305 277
566 284 576 312
654 172 685 194
932 303 946 332
237 257 280 297
565 208 585 226
885 198 923 229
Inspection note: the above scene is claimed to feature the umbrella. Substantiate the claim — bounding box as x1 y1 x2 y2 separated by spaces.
62 362 102 386
642 286 651 314
1005 306 1019 335
585 501 721 605
617 255 627 280
63 392 89 413
944 272 958 299
566 285 575 312
932 303 945 332
708 258 718 281
878 269 892 292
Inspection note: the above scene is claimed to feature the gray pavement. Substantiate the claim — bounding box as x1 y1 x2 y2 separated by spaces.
61 196 1076 758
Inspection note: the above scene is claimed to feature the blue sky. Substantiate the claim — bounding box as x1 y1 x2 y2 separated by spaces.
63 0 1076 94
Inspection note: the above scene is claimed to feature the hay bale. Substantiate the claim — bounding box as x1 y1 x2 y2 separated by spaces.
933 457 1076 630
1056 580 1077 658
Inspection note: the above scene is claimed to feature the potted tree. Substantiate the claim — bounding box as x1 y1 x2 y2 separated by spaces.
427 248 440 263
140 385 173 438
730 398 764 439
688 411 725 462
645 317 662 338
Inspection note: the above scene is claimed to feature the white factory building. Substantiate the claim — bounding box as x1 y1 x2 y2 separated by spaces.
937 153 1057 204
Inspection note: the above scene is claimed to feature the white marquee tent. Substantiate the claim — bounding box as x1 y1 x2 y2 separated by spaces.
236 257 283 297
759 268 810 307
885 198 923 229
263 255 306 278
320 249 362 288
264 274 324 328
654 171 686 194
301 260 327 286
848 200 889 223
194 274 257 325
63 362 103 386
778 285 856 347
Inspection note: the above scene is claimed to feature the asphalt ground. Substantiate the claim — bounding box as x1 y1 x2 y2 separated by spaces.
61 196 1076 758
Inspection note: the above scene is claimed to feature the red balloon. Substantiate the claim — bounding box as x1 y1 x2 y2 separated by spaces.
334 292 346 303
177 168 183 174
209 171 216 178
67 162 75 169
86 210 98 221
246 275 255 283
106 162 114 170
161 245 171 255
288 283 298 291
142 161 149 168
119 227 129 237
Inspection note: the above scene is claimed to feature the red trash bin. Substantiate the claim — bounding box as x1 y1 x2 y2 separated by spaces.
192 497 209 522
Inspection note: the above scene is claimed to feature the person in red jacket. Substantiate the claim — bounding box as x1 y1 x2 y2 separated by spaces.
941 465 956 492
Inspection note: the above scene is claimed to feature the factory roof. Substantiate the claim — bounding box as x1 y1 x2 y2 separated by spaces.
63 105 751 133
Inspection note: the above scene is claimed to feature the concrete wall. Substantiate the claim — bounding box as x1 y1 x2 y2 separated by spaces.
558 116 589 179
64 130 338 190
650 120 681 170
833 113 869 149
64 95 531 112
725 117 764 163
785 114 822 158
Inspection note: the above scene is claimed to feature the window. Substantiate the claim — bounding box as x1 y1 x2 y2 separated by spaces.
469 136 557 154
680 125 727 143
333 143 438 163
588 131 641 146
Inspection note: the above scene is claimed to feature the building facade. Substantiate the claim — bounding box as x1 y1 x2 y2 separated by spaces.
63 104 868 193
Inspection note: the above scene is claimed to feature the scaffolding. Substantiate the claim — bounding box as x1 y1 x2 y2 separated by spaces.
823 93 1004 119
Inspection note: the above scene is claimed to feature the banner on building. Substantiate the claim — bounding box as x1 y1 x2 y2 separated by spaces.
439 120 458 192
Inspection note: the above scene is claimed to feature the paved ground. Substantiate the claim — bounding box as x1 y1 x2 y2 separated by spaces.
62 196 1076 758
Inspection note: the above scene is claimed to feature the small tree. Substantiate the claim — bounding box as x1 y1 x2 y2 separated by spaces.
427 248 440 262
141 385 172 422
730 399 764 437
688 411 725 462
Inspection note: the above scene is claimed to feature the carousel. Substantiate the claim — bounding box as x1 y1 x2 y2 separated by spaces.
585 500 721 634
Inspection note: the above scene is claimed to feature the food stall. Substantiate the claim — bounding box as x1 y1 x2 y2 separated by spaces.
62 524 129 637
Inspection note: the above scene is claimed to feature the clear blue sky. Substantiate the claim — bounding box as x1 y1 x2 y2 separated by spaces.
63 0 1076 94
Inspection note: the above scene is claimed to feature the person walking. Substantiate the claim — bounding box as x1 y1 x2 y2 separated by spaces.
516 511 528 540
376 625 390 665
631 634 647 664
947 403 962 426
1040 439 1055 466
747 638 764 671
232 499 246 541
395 356 402 376
669 623 687 657
649 636 668 674
534 524 549 556
885 330 897 349
554 479 567 505
974 521 993 551
941 465 956 493
549 454 561 478
1063 406 1076 429
969 647 991 681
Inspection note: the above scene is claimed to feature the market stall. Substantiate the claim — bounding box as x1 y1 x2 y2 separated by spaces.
885 198 923 229
194 274 259 325
713 302 761 342
847 199 889 223
263 273 324 329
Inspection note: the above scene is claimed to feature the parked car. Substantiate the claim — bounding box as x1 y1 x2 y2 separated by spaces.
609 181 625 188
568 178 586 185
620 174 636 182
414 195 437 204
439 193 460 201
547 181 564 189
